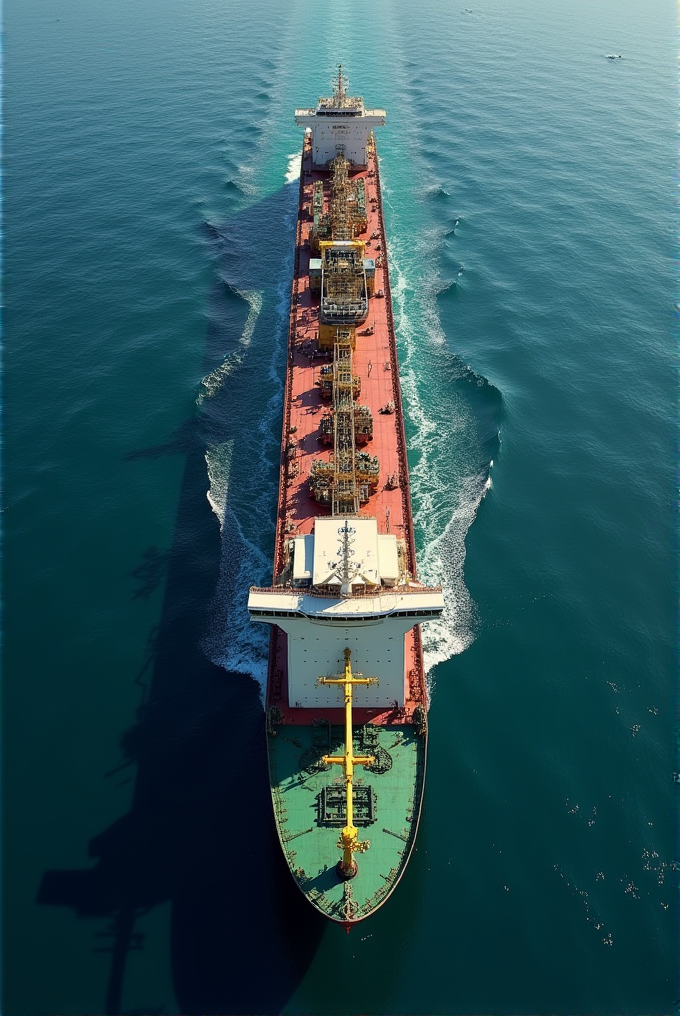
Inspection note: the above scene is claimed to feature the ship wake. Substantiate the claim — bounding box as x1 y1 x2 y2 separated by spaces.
198 171 299 703
387 220 502 691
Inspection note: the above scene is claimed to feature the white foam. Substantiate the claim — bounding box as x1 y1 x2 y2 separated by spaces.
196 288 263 406
205 439 233 524
200 498 271 701
418 477 485 676
285 150 302 183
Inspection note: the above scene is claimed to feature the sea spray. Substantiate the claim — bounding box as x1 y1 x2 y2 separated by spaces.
285 150 302 183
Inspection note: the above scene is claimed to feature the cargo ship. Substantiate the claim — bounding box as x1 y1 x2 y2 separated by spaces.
248 68 444 926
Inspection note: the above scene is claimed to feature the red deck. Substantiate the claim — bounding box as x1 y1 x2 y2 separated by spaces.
267 135 425 727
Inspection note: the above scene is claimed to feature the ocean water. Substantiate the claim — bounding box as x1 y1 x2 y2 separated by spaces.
5 0 677 1013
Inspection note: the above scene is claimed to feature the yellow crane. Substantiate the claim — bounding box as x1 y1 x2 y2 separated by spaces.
318 648 379 878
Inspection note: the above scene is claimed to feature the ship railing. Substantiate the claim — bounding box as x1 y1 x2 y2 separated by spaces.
372 150 419 578
275 142 307 576
249 584 443 598
321 302 367 316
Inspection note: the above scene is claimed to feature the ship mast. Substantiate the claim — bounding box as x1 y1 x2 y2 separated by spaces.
335 64 347 105
318 649 378 878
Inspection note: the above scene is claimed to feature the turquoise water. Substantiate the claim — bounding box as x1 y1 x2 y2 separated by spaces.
5 0 677 1012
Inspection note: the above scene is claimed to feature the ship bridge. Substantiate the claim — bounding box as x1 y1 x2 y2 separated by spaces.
295 65 386 168
248 518 444 709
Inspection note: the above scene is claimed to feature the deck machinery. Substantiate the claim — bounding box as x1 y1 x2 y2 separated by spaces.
248 68 444 925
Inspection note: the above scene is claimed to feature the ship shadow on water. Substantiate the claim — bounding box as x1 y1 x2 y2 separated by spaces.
37 182 327 1016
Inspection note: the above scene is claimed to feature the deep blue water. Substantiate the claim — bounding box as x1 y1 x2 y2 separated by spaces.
5 0 677 1013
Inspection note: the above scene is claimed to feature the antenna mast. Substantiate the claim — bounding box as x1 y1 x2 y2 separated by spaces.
335 64 347 106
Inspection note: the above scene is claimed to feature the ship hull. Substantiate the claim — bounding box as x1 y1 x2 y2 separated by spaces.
257 129 436 924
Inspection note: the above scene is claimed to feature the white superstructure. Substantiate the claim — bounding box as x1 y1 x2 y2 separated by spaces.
295 65 386 169
248 518 444 709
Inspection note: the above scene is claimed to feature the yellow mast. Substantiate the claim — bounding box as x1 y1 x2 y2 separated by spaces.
318 648 378 878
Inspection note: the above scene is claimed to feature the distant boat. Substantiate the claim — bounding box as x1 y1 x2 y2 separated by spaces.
606 54 622 59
